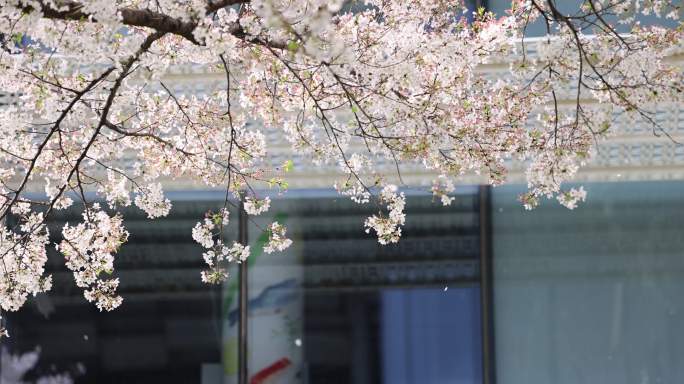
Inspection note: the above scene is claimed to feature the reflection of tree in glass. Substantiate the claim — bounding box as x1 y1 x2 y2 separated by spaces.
0 347 82 384
270 314 303 353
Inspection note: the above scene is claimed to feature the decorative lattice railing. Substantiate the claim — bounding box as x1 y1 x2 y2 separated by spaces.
2 38 683 190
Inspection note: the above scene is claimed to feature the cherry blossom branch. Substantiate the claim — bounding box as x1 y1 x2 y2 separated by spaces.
25 0 246 42
0 31 165 275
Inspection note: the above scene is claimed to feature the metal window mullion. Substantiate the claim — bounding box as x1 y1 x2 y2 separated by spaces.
238 198 249 384
479 185 496 384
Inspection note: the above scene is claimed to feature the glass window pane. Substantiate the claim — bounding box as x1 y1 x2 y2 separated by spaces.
221 191 484 384
492 181 684 384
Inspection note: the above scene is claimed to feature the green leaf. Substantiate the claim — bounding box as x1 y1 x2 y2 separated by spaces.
212 213 222 225
600 121 611 133
287 41 299 52
12 33 23 45
283 160 294 173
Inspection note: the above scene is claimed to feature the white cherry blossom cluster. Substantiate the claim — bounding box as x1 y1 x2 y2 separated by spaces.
193 208 251 284
200 268 229 285
56 204 128 311
263 221 292 254
192 217 217 249
557 187 588 210
83 279 123 312
226 242 251 263
99 170 132 209
341 154 372 175
364 185 406 245
432 175 456 206
0 203 51 313
243 196 271 216
44 178 74 211
335 181 371 204
200 242 250 284
0 316 7 338
134 183 172 219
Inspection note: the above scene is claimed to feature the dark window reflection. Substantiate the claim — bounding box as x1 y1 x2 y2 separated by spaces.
3 200 236 384
240 191 484 384
3 190 485 384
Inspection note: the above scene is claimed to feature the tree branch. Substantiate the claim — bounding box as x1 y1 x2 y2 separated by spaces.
23 0 248 45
